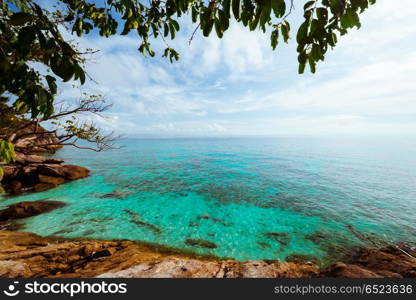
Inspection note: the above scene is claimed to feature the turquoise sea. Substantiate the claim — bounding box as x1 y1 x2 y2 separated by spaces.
1 137 415 264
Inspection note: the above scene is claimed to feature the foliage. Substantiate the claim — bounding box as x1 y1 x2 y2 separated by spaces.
0 0 376 168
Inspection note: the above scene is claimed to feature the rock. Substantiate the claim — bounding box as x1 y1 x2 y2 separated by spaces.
263 232 290 246
0 231 412 279
15 153 46 164
7 181 23 194
34 183 57 192
0 200 67 221
98 258 223 278
0 260 32 277
16 166 39 186
43 158 64 164
321 262 383 278
98 259 320 278
37 164 65 177
62 165 89 180
285 254 320 265
347 246 416 278
185 239 218 249
1 165 19 181
38 174 65 185
100 190 132 199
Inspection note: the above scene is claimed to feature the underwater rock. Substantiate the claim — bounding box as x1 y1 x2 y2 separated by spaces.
52 228 74 235
257 242 271 249
195 214 230 226
263 232 290 246
304 231 327 245
0 200 67 221
123 209 162 235
285 254 320 265
185 239 218 249
100 190 133 199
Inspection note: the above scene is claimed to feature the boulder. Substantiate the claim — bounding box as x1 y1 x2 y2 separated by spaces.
38 174 65 185
0 200 67 221
43 158 64 164
7 181 23 194
15 152 46 164
321 262 383 278
0 260 32 277
1 165 19 181
34 183 58 192
17 166 39 186
62 165 89 180
37 164 65 177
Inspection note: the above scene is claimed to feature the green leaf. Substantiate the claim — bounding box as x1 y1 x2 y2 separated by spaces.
260 0 272 27
298 63 306 74
46 75 57 94
219 10 230 31
281 23 289 43
232 0 240 20
9 12 33 26
304 1 316 10
298 52 307 64
171 19 180 31
271 0 286 18
18 26 36 46
223 0 231 18
296 21 308 44
308 57 316 73
203 19 214 37
214 20 223 38
271 29 279 50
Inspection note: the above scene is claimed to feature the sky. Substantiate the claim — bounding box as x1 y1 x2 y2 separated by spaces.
58 0 416 138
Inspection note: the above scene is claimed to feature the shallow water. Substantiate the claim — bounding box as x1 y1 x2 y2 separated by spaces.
1 137 415 263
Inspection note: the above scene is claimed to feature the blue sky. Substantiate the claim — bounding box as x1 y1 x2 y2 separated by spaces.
59 0 416 137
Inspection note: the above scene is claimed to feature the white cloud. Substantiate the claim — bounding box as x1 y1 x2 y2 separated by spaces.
56 0 416 137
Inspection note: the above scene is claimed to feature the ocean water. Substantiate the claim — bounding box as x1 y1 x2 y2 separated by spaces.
1 137 415 264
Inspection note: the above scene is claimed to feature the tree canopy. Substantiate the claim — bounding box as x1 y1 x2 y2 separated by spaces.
0 0 376 177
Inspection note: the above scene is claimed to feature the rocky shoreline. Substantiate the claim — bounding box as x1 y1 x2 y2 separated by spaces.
0 132 415 278
0 200 415 278
0 229 415 278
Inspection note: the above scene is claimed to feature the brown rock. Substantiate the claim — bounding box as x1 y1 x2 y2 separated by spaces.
15 153 46 164
62 165 89 180
37 164 65 177
15 166 38 186
0 200 67 221
38 174 65 185
8 181 23 194
322 262 383 278
34 183 57 192
2 165 19 181
0 231 413 279
43 158 64 164
0 260 32 277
